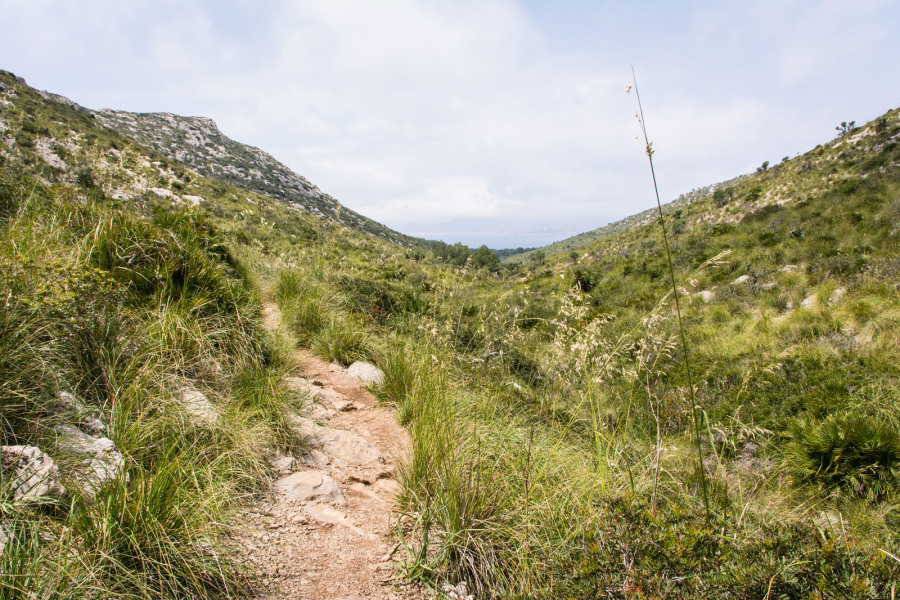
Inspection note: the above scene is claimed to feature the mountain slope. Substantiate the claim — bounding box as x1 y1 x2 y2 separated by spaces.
506 174 749 263
94 109 418 246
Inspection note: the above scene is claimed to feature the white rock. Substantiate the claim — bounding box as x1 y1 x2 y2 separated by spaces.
731 275 751 285
290 416 382 467
695 290 715 303
0 523 7 553
801 294 817 308
273 470 344 505
0 445 66 501
347 362 384 385
780 265 800 273
180 389 220 424
55 425 124 495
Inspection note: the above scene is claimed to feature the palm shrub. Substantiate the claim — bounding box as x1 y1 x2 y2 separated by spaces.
784 413 900 499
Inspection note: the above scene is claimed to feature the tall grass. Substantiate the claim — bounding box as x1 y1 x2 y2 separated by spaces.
0 168 296 598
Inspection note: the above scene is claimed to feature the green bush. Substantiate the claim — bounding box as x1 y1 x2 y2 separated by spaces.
784 413 900 499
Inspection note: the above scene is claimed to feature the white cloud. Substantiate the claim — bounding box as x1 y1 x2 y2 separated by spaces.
363 176 520 221
0 0 897 247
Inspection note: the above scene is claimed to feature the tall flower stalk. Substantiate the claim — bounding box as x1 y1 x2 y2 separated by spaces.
628 66 711 524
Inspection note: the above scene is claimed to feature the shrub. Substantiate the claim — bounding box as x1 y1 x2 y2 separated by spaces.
784 413 900 499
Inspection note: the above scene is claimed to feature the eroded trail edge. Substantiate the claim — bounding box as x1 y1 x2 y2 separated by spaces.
237 305 422 600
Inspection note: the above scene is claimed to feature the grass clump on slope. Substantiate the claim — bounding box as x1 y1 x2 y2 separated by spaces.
0 166 297 599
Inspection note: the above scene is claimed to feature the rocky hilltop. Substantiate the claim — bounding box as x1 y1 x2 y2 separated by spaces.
94 109 415 246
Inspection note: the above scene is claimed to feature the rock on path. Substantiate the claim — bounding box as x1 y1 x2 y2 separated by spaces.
235 326 421 600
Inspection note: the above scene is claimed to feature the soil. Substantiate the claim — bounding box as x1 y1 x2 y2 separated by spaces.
234 306 425 600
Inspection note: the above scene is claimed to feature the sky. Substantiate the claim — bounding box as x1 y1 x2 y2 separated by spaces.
1 0 898 248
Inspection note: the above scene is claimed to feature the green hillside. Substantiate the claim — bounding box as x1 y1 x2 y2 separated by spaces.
1 67 898 599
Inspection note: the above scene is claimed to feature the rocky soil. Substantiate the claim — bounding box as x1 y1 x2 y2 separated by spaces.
235 304 424 599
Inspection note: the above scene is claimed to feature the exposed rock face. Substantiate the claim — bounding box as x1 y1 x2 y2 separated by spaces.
290 416 382 467
92 110 412 245
0 445 66 501
55 425 124 496
273 470 344 505
180 389 220 424
347 362 385 386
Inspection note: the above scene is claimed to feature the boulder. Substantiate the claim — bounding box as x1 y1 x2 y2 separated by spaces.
55 425 124 495
347 361 384 385
0 445 66 501
180 389 220 424
731 275 751 285
290 416 382 467
273 470 344 504
800 294 817 308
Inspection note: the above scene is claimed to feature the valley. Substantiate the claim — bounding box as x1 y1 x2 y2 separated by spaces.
0 68 898 598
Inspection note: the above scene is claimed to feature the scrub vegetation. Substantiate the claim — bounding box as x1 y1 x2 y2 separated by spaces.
1 68 898 598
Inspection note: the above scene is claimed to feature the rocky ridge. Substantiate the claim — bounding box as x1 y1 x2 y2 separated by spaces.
93 109 415 246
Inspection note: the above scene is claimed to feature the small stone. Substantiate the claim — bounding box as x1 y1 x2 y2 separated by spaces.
285 377 315 397
289 416 382 467
801 294 817 308
80 417 107 437
731 275 751 285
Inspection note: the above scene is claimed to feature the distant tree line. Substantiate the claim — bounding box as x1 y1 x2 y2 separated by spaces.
425 240 506 272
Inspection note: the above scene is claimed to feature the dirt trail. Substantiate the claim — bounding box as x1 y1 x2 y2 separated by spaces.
235 304 424 600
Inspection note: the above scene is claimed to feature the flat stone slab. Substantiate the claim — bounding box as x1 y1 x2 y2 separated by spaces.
273 470 344 504
290 416 382 467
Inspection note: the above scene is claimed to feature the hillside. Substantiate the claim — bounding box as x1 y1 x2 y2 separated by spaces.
94 109 420 247
505 174 749 264
1 66 899 600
